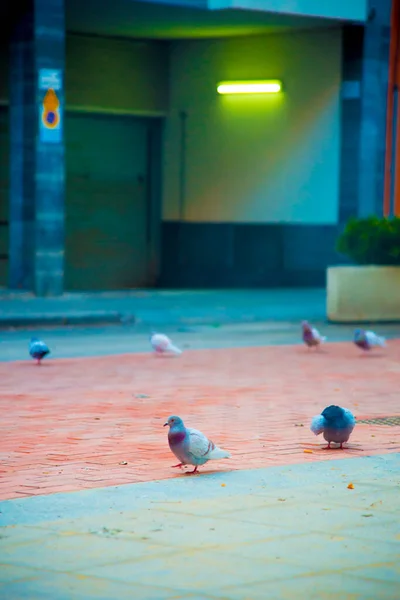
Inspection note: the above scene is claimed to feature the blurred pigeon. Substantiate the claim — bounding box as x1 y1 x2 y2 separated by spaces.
29 337 50 365
164 415 231 474
354 329 385 351
310 405 356 449
150 332 182 355
301 321 327 349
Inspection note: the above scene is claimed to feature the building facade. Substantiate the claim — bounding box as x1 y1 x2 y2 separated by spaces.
0 0 399 294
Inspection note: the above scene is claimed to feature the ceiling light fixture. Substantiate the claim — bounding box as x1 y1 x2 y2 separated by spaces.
217 80 282 95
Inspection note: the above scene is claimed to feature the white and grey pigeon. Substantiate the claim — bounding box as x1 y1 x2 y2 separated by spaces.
164 415 231 474
150 331 182 355
29 337 50 365
354 329 385 351
301 321 327 349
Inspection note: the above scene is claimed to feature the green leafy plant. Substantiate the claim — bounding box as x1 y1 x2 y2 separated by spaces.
336 216 400 266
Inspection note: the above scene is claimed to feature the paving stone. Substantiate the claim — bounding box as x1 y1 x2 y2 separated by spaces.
0 573 177 600
217 500 397 536
0 331 399 598
218 532 399 570
0 341 399 500
0 564 41 584
0 454 399 598
80 552 308 593
1 534 174 571
221 572 399 600
350 563 400 584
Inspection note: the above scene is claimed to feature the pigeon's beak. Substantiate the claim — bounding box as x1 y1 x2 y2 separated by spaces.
163 422 168 427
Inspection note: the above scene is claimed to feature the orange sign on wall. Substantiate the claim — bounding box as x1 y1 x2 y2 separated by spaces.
38 69 62 144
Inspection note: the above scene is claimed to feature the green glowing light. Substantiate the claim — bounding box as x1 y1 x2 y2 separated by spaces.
217 80 282 95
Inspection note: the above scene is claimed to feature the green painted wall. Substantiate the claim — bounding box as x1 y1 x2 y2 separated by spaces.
66 35 169 114
0 34 168 287
163 28 342 224
0 34 169 113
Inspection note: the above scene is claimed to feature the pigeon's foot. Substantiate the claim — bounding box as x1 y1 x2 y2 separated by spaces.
36 359 41 366
326 442 332 449
171 463 183 469
186 466 199 475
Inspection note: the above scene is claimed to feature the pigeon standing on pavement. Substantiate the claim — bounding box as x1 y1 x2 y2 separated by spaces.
354 329 385 351
164 415 231 474
310 405 356 449
29 337 50 365
301 321 327 349
150 332 182 355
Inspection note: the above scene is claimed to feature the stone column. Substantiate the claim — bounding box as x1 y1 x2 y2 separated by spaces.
357 0 392 217
9 0 65 296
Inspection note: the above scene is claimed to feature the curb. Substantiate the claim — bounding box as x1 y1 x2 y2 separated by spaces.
0 311 131 328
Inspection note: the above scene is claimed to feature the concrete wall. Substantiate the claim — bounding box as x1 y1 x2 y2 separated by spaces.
160 27 347 287
209 0 367 22
163 28 342 224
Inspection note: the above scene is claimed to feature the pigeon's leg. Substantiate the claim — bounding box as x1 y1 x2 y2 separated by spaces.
340 443 344 449
36 358 41 366
171 463 183 469
186 466 199 475
326 441 331 449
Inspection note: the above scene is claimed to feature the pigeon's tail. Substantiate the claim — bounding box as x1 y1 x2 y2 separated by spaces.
310 415 326 436
168 343 182 355
320 336 327 343
376 336 386 348
208 446 231 460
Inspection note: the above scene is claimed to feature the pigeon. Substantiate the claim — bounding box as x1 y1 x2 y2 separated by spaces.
310 405 356 449
354 329 385 351
150 332 182 355
29 337 50 365
164 415 231 474
301 321 327 349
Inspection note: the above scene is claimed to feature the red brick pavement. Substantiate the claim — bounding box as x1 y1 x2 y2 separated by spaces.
0 342 399 500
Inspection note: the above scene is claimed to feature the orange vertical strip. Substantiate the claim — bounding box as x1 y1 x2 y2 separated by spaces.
383 0 399 216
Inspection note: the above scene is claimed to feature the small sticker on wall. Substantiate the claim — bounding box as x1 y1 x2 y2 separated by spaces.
38 69 63 144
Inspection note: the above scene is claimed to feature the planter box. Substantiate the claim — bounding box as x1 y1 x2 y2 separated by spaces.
327 266 400 322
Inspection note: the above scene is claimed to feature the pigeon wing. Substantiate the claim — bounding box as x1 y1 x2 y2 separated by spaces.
187 428 215 459
30 340 49 353
365 331 385 347
342 408 356 428
151 334 170 351
311 328 326 342
310 415 326 435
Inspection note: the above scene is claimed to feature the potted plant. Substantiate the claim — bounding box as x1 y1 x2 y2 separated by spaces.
327 216 400 322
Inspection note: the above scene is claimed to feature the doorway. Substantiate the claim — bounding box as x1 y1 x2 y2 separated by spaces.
65 112 160 290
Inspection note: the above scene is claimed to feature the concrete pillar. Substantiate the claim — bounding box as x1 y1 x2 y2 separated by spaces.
357 0 392 217
9 0 65 296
